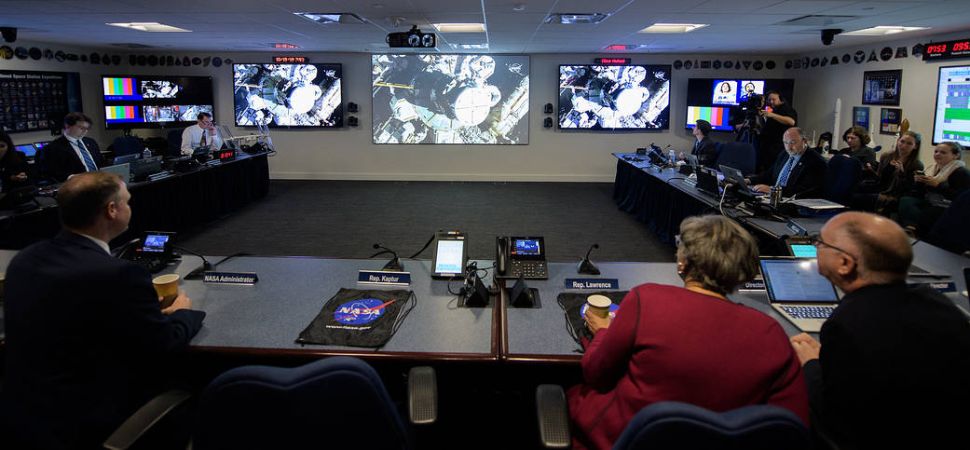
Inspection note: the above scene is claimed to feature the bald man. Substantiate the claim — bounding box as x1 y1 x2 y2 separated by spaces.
749 127 826 198
790 212 970 450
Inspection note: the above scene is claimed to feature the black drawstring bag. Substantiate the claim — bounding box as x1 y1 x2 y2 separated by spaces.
557 291 629 347
297 288 416 348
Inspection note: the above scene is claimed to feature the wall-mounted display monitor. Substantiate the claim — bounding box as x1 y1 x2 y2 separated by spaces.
233 63 342 127
101 75 213 129
558 64 670 130
0 70 83 134
685 78 794 131
932 65 970 147
372 54 530 144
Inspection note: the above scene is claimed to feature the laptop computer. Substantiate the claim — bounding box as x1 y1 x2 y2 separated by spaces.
14 144 37 158
719 164 764 196
695 166 722 197
99 163 131 182
784 239 946 278
760 257 840 332
113 153 141 165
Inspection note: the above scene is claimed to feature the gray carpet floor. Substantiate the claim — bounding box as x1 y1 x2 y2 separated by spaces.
177 180 675 263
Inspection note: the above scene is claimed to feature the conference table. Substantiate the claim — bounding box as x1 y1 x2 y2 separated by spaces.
0 151 270 249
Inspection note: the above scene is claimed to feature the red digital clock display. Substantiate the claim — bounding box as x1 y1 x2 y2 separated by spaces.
923 38 970 61
273 56 309 63
594 57 632 65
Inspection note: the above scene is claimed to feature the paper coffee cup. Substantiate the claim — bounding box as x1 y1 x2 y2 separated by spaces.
586 294 612 318
152 274 179 308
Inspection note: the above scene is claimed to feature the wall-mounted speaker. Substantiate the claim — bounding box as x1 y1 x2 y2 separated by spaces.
347 102 359 113
543 103 553 114
543 117 553 128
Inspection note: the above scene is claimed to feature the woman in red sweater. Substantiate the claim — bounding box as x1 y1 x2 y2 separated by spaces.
567 215 809 450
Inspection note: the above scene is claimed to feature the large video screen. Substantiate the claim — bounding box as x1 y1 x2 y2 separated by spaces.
233 63 342 127
558 64 670 130
372 54 529 144
685 78 794 132
1 70 83 133
101 75 213 129
932 65 970 146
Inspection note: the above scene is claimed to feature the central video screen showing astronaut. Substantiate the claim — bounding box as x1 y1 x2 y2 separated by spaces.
372 54 530 144
232 63 342 127
558 64 671 130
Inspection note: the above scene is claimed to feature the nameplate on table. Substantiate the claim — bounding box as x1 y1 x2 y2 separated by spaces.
358 270 411 286
565 278 619 290
785 219 808 236
205 159 222 167
908 281 957 293
148 171 173 182
203 271 259 285
740 280 766 291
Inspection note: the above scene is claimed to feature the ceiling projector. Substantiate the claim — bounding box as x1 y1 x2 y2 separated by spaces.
387 25 436 48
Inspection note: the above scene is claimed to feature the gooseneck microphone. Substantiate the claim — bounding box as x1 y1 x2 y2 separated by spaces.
174 246 212 280
371 243 404 272
578 243 601 275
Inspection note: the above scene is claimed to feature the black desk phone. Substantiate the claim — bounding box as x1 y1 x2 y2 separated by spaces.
496 236 548 280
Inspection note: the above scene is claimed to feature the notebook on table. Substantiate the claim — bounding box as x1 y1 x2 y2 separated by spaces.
760 257 840 332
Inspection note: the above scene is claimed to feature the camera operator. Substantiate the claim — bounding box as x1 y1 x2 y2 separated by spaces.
758 91 797 172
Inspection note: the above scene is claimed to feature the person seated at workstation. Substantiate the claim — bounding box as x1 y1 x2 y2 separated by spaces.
897 141 969 236
790 212 970 450
852 131 923 215
36 112 105 182
180 112 222 156
688 119 718 168
0 130 30 192
568 215 808 450
0 171 206 450
748 127 826 198
837 126 877 169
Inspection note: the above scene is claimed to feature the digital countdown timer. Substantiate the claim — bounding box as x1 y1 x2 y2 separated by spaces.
594 57 632 65
923 38 970 61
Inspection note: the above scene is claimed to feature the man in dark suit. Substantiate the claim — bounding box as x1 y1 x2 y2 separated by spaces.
690 119 718 168
1 171 206 449
749 127 826 198
37 112 106 182
790 212 970 450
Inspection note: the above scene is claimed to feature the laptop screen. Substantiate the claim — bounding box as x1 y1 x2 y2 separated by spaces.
788 243 817 258
760 258 839 303
15 144 36 158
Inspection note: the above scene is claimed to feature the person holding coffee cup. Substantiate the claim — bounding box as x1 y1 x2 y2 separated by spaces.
1 171 205 450
569 215 808 450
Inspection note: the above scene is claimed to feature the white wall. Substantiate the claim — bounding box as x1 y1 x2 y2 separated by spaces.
2 43 789 182
791 30 970 168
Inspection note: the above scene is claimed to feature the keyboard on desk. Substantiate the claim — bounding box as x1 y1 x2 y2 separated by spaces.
509 260 548 279
779 305 836 320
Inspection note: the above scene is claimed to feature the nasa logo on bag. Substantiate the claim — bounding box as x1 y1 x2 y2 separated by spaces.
333 298 393 325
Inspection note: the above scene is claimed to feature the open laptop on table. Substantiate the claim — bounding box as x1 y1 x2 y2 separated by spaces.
784 238 948 278
719 164 765 196
760 257 840 332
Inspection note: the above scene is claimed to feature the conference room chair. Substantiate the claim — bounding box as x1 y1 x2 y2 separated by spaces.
111 136 146 157
166 129 182 157
715 142 757 176
104 356 437 450
925 189 970 255
824 154 862 205
535 385 811 450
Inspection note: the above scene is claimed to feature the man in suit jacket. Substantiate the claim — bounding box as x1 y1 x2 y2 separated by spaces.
37 112 106 182
1 171 206 449
690 119 718 168
790 212 970 450
749 126 826 198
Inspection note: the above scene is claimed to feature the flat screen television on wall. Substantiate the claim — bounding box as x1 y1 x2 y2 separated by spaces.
233 63 343 127
372 54 530 144
101 75 213 129
1 70 83 133
558 64 671 130
685 78 794 132
932 65 970 147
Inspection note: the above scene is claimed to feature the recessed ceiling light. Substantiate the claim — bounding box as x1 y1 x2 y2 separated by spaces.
639 23 707 33
106 22 191 32
843 26 928 36
294 12 366 25
433 23 486 33
544 13 609 25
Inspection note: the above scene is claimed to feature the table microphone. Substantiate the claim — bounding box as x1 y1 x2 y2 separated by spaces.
371 243 403 272
578 243 601 275
175 246 212 280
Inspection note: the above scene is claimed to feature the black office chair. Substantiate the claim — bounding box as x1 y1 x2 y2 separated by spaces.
715 142 757 176
103 357 437 450
166 129 183 157
111 135 145 157
824 154 862 205
925 189 970 255
536 385 810 450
